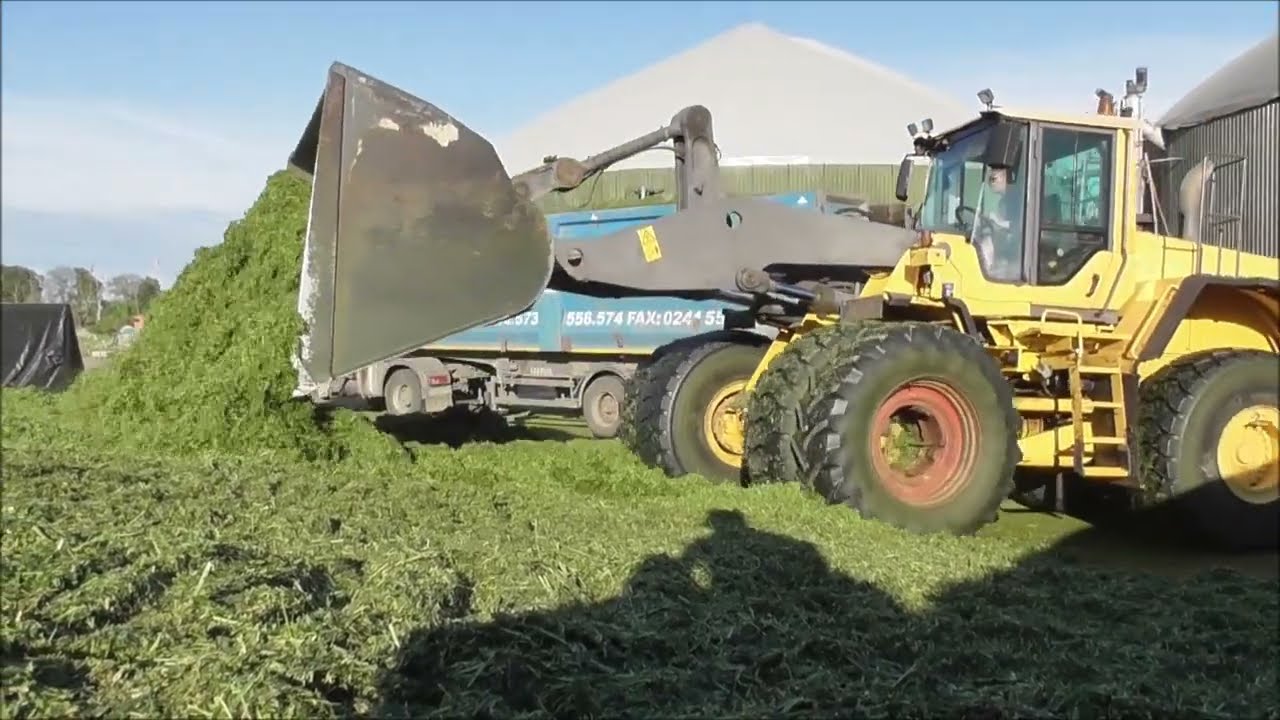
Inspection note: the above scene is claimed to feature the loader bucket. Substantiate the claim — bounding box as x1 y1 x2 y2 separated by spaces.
289 62 552 394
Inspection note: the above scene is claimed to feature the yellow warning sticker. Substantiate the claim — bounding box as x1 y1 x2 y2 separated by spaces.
637 225 662 263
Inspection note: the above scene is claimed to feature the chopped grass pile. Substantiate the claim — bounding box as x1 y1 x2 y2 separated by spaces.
1 437 1276 719
37 170 405 465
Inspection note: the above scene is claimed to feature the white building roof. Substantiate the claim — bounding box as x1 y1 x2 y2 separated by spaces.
494 23 972 173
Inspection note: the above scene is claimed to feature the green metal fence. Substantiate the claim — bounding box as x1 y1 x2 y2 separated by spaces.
533 163 907 213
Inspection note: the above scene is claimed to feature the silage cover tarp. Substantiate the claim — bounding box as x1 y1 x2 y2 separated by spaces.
1 303 84 392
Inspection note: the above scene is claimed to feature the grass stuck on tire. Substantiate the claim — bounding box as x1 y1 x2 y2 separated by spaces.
743 321 874 487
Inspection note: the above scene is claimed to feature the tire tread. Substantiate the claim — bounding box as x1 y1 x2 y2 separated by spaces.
621 340 762 479
743 322 876 486
1136 348 1278 550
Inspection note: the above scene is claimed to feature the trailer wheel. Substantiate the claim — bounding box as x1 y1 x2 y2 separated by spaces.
743 321 874 486
623 340 767 483
1138 350 1279 551
383 368 424 416
582 374 626 439
804 323 1019 535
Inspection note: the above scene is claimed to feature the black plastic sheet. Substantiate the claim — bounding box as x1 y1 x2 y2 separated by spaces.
1 303 85 391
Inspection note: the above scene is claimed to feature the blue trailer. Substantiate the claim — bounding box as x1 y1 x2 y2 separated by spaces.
336 190 871 437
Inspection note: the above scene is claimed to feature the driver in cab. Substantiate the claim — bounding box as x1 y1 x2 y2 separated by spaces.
973 166 1023 282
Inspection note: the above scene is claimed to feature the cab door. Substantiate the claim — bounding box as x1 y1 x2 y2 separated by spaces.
1019 122 1126 311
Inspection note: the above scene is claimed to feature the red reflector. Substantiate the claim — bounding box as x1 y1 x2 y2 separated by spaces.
427 374 451 387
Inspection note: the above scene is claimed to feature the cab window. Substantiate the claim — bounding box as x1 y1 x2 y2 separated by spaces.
917 121 1029 283
1037 128 1112 285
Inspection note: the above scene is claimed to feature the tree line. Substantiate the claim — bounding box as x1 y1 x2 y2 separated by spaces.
1 264 164 334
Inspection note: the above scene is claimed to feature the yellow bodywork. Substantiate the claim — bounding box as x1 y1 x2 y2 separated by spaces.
730 107 1279 485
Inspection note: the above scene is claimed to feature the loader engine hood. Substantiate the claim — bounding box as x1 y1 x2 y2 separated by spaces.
289 63 552 394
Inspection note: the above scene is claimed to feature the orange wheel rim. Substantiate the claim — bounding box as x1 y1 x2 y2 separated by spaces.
868 380 981 507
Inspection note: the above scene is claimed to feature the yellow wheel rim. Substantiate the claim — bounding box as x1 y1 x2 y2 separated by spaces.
1215 404 1280 505
703 379 748 468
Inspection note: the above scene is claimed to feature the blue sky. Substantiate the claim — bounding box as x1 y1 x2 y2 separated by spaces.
2 0 1275 285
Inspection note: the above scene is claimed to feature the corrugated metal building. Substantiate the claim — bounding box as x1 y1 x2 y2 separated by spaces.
494 23 971 213
1156 32 1278 258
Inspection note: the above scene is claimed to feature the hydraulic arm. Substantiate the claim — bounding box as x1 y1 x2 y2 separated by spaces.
509 105 720 208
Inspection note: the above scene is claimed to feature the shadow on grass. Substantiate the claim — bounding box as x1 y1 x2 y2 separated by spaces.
1022 476 1280 582
0 640 92 697
372 408 581 449
373 497 1277 718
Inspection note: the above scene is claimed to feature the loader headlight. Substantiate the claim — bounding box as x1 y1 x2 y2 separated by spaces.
1134 66 1148 93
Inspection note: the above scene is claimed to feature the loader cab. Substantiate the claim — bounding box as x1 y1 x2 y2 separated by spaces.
913 111 1120 289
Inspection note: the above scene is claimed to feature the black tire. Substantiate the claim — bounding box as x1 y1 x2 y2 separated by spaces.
582 374 627 439
622 340 767 483
803 323 1020 535
1138 349 1279 551
619 346 697 462
383 368 424 416
743 321 876 486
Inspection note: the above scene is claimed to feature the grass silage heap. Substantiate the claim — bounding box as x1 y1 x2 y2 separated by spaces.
22 170 407 465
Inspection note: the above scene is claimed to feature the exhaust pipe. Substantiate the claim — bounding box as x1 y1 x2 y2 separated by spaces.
289 63 552 396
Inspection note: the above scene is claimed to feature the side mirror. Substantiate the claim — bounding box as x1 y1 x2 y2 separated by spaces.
895 155 914 202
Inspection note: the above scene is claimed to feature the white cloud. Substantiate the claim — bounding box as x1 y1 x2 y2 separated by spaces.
0 96 293 217
0 97 302 281
929 33 1261 124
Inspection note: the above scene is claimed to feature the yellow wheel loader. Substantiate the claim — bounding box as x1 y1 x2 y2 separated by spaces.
288 63 1278 551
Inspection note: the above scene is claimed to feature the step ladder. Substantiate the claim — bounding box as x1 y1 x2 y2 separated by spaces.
1067 362 1133 479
